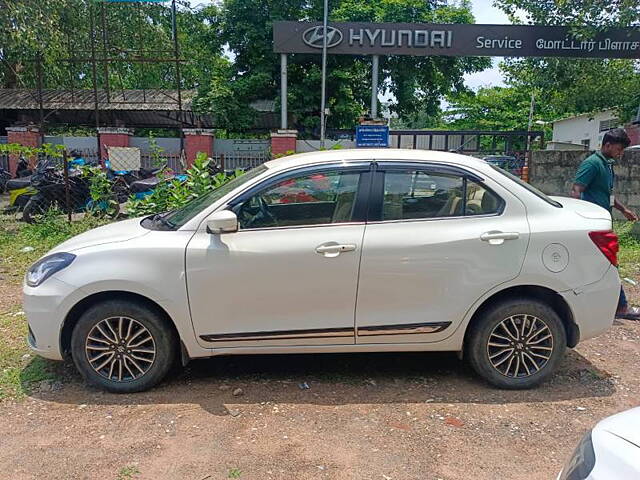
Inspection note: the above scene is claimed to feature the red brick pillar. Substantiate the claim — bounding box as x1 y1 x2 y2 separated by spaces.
98 127 133 162
6 125 42 175
626 124 640 146
270 130 297 159
183 129 214 168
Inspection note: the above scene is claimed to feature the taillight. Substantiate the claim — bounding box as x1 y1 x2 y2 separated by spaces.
589 230 619 266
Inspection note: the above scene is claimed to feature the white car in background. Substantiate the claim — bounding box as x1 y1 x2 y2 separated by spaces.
23 149 620 392
559 407 640 479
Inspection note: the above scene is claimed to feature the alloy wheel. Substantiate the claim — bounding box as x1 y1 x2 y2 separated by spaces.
85 316 156 382
486 314 554 378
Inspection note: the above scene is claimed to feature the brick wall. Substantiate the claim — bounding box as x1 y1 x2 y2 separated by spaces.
98 127 133 161
184 129 214 167
6 126 41 175
270 130 297 158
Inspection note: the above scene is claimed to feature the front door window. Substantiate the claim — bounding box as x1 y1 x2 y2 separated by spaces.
234 170 362 229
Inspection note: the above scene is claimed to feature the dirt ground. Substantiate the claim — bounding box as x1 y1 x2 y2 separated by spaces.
1 279 639 480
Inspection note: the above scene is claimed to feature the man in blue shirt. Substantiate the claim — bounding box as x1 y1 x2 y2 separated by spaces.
571 128 639 320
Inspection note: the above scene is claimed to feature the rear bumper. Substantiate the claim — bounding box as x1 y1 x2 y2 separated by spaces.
561 265 620 343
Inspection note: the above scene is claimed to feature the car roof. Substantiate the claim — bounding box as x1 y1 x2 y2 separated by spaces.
264 148 490 172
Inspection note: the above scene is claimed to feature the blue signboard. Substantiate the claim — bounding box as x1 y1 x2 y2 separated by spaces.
356 125 390 148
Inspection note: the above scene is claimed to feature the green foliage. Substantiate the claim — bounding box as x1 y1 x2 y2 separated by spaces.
116 466 140 480
491 0 640 125
495 0 639 28
615 221 640 279
147 133 166 169
14 212 110 255
273 149 296 159
0 143 64 159
209 0 490 130
0 1 226 96
125 152 242 217
445 87 534 131
80 166 120 217
227 468 242 479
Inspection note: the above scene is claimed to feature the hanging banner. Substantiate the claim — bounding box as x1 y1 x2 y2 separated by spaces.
274 21 640 59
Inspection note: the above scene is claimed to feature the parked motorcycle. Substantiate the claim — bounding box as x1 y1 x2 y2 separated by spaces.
16 155 32 178
105 159 165 202
0 166 11 193
4 156 38 213
22 159 119 223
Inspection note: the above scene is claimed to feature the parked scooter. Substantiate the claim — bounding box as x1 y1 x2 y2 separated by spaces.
4 156 38 212
22 159 119 223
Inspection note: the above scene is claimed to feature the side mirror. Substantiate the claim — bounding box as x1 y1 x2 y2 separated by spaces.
206 210 238 234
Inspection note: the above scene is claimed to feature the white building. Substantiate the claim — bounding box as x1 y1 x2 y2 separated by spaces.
549 109 622 150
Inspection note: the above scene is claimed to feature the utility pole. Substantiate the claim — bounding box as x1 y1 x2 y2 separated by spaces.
523 92 536 183
319 0 329 148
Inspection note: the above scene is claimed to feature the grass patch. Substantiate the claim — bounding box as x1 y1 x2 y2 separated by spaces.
228 468 242 478
0 309 57 400
116 466 140 480
0 213 110 401
0 212 110 280
615 221 640 278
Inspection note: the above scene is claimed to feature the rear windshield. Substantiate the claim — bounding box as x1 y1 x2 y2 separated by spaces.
490 165 562 208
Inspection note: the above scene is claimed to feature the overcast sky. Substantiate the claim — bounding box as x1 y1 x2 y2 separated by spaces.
188 0 512 89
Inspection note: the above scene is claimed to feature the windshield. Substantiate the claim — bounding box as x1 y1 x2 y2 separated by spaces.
490 165 562 208
163 165 268 228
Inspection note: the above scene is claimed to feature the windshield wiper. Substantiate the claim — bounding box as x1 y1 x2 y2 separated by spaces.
150 210 176 230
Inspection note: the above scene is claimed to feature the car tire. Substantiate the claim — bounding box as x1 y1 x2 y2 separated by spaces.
466 297 566 389
71 299 176 393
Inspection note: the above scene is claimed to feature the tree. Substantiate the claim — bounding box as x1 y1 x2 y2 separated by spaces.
0 1 224 92
213 0 490 131
501 58 640 123
444 87 535 131
493 0 640 123
495 0 640 28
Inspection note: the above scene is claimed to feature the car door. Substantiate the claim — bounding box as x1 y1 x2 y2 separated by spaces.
186 163 371 349
355 162 529 344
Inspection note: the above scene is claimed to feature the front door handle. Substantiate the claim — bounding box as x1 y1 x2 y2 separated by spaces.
315 243 357 257
480 231 520 245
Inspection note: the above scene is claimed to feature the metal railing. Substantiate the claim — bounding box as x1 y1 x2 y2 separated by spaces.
213 152 270 171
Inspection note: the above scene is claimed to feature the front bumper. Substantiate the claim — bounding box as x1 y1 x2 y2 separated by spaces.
561 264 620 343
23 277 84 361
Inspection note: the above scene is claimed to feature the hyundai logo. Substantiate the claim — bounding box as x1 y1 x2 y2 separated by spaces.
302 26 343 49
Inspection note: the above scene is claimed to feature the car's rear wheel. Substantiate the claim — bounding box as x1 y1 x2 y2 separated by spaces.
466 298 566 389
71 300 176 393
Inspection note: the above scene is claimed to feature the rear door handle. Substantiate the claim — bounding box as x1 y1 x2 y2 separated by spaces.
480 231 520 245
315 243 357 257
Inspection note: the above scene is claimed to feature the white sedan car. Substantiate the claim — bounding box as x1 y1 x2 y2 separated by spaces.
559 407 640 479
23 149 620 392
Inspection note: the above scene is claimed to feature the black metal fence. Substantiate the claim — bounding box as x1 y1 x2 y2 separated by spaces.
1 145 274 224
212 152 270 171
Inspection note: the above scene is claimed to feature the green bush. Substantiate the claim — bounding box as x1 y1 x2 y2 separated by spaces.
125 152 243 217
79 165 120 217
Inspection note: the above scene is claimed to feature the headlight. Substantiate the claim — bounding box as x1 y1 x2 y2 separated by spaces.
26 253 76 287
559 431 596 480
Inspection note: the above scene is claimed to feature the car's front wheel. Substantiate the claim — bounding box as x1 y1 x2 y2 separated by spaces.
466 298 566 389
71 299 176 393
